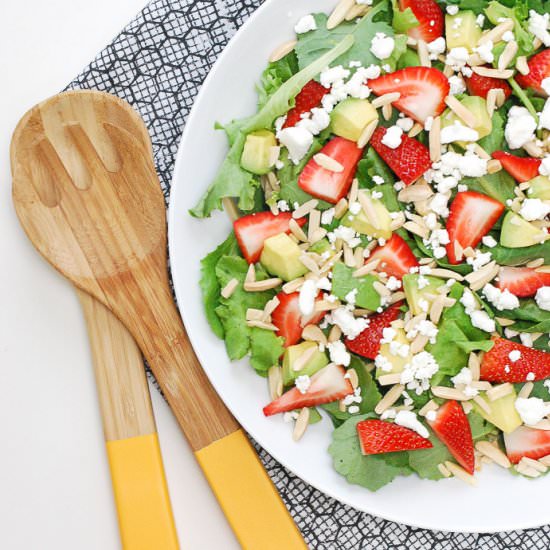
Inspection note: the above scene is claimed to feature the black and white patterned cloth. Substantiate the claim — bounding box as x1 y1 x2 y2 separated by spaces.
68 1 550 548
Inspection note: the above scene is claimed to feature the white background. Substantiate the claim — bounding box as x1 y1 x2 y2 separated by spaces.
0 1 239 548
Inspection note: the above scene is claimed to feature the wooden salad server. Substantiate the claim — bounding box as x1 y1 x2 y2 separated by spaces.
10 91 179 550
11 91 307 550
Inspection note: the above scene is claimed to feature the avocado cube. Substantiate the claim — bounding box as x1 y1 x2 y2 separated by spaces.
527 176 550 200
342 190 393 240
403 274 445 316
375 326 412 379
473 389 522 433
500 211 548 248
441 96 492 146
260 233 308 281
331 98 378 142
445 11 482 52
282 341 329 385
241 130 277 175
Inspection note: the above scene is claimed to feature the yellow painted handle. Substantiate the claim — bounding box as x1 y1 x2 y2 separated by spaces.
106 433 179 550
195 429 307 550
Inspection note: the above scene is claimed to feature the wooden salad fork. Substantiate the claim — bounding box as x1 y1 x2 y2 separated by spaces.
10 91 179 550
11 91 306 550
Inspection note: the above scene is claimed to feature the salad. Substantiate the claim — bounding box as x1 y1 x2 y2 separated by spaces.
192 0 550 491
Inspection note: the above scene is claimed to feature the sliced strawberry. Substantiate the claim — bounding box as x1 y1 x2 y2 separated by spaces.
271 291 325 347
445 191 505 264
233 211 306 264
427 400 475 474
464 68 512 101
480 337 550 383
368 67 449 123
492 151 541 183
345 302 403 359
368 234 419 279
497 266 550 298
263 363 352 416
282 80 329 128
398 0 444 42
369 127 431 185
298 137 363 203
357 419 432 455
504 426 550 464
515 49 550 96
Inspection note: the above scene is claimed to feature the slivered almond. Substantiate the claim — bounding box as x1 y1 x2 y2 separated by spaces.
429 116 441 162
495 316 515 327
473 144 490 160
353 258 380 277
445 461 477 486
515 461 541 478
327 0 355 29
417 39 430 67
536 265 550 273
345 2 369 20
445 96 477 128
516 55 530 75
221 278 239 299
328 325 342 343
467 53 484 66
431 386 469 400
438 463 452 478
222 197 240 222
314 153 344 172
478 18 514 45
358 191 380 229
408 122 423 137
429 295 445 324
293 199 319 219
244 278 282 292
410 334 429 354
430 268 464 280
320 251 343 274
246 308 264 321
349 178 359 204
308 210 321 242
374 384 405 414
487 159 502 174
487 383 514 402
334 198 349 219
372 92 401 108
302 324 328 346
398 182 434 203
539 454 550 466
269 39 297 63
419 400 439 417
518 382 534 399
403 221 429 239
300 254 320 274
378 373 403 386
389 291 406 304
268 366 283 400
524 140 544 158
245 263 256 283
282 277 304 294
520 456 548 473
246 319 279 331
527 257 545 268
462 401 473 414
476 441 511 469
498 40 518 71
293 407 310 441
472 66 514 79
289 218 308 241
314 300 340 313
373 281 391 297
534 37 543 49
309 227 327 245
486 88 498 117
382 103 393 121
354 246 364 266
346 368 359 389
263 296 280 319
343 243 356 268
453 240 464 262
471 381 492 391
357 119 378 148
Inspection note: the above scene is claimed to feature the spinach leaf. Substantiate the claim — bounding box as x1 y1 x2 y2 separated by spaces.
489 242 550 265
331 263 382 310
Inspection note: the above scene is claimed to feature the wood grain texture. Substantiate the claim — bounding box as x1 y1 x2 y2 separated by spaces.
12 91 239 451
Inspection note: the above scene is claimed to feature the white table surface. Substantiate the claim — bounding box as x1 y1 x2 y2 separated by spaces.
0 1 240 548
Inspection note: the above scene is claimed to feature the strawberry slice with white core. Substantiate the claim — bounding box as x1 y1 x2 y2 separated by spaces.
497 266 550 298
357 419 432 455
368 234 419 279
271 291 325 348
298 137 363 203
427 400 475 474
398 0 444 43
233 211 306 264
368 67 450 124
263 363 353 416
445 191 505 264
515 49 550 96
492 151 541 183
504 426 550 464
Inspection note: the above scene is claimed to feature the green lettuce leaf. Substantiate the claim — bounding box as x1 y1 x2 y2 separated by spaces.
391 0 419 34
329 414 413 491
190 35 354 218
249 328 285 376
477 110 505 155
199 233 240 338
295 3 407 72
488 298 550 333
256 52 299 110
331 263 382 310
215 256 277 360
488 242 550 266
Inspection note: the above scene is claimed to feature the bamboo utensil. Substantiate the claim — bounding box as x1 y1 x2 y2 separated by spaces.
11 91 306 550
10 91 179 550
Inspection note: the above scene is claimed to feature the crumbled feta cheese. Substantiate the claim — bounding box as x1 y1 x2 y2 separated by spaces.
535 286 550 311
277 200 290 212
394 410 430 438
482 235 497 248
470 309 496 333
294 14 317 34
329 225 361 248
344 66 373 99
275 116 287 132
349 201 362 215
520 333 534 347
505 106 537 149
328 340 351 366
299 279 318 316
321 208 335 225
381 125 403 149
515 396 550 425
445 47 470 70
446 5 458 14
278 126 313 164
528 10 550 47
297 107 331 135
542 78 550 96
509 349 521 362
482 283 520 311
452 367 473 387
386 276 401 291
380 408 396 420
466 250 492 271
461 152 488 177
502 30 514 42
375 353 394 372
474 40 494 63
330 307 369 339
424 116 434 131
345 288 358 305
400 351 439 394
381 327 397 343
370 33 395 60
372 175 384 185
539 100 550 131
427 37 446 59
396 116 414 132
295 375 311 394
476 14 485 28
320 65 350 88
440 122 479 144
430 193 450 218
348 405 360 414
539 155 550 176
448 75 466 96
519 198 550 221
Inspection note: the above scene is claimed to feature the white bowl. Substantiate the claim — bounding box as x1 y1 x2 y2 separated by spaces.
168 0 549 532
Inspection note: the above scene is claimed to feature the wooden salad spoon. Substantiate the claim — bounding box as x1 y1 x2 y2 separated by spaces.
10 91 179 550
11 91 306 550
